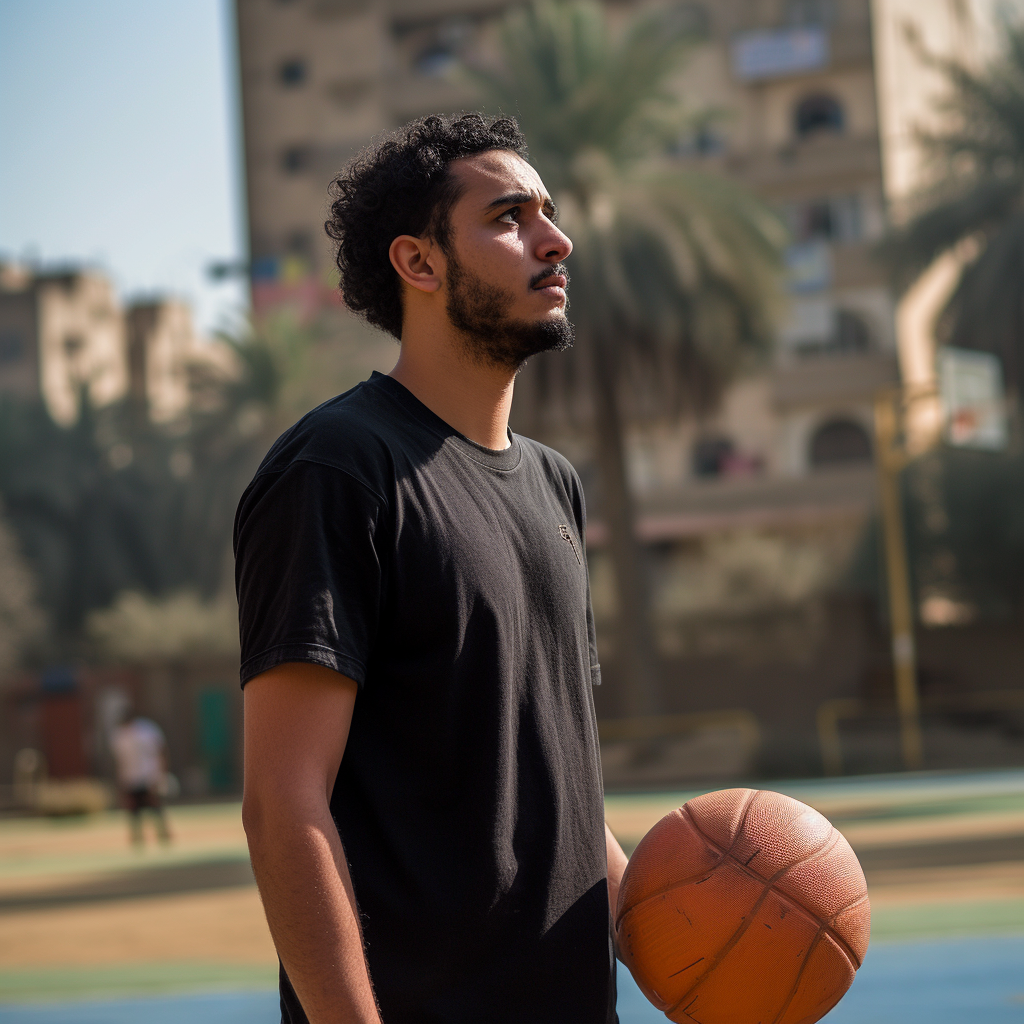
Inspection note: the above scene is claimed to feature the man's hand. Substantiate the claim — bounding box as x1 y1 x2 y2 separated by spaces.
243 662 381 1023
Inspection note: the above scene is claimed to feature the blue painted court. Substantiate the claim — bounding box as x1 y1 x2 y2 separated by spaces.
617 934 1024 1024
0 933 1021 1023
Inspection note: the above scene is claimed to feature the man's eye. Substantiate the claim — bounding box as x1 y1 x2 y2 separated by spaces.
497 208 519 225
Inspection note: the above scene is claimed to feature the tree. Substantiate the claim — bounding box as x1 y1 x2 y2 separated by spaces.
0 305 393 658
880 22 1024 391
0 509 45 671
472 1 785 714
0 329 279 650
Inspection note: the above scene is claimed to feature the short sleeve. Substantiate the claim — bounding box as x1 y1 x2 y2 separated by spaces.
233 459 387 688
569 468 601 687
585 578 601 686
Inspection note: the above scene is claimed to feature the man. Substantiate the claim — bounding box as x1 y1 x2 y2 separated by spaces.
236 113 628 1024
110 708 171 847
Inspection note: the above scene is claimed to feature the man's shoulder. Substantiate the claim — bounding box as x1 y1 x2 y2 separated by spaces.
518 435 582 488
253 376 408 495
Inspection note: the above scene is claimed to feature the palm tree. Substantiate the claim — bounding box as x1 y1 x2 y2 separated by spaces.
0 328 282 649
881 23 1024 391
472 1 785 716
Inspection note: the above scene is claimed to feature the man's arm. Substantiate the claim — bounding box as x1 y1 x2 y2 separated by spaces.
242 662 381 1024
606 822 629 957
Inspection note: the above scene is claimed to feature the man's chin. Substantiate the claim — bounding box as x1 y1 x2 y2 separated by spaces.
445 256 574 369
459 315 573 372
508 315 575 366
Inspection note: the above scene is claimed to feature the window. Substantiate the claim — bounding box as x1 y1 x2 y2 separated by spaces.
786 0 834 26
281 145 312 174
414 45 457 77
279 58 307 87
286 229 313 257
787 194 862 243
835 309 871 353
794 308 872 357
251 256 279 283
795 94 844 138
63 334 84 358
809 419 871 467
692 435 734 478
673 121 725 157
394 15 476 79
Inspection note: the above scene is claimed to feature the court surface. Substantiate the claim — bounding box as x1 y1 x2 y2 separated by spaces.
1 936 1021 1023
0 768 1020 1022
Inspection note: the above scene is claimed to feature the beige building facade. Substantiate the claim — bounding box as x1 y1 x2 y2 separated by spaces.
0 265 127 426
233 0 907 495
232 0 1024 764
232 0 1021 482
0 263 214 426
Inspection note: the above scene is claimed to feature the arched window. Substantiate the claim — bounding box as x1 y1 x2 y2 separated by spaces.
809 419 871 467
795 94 844 138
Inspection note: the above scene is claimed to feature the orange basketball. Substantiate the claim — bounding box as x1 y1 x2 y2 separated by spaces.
616 788 870 1024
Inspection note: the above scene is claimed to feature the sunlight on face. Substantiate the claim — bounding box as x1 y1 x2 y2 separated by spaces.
441 152 574 369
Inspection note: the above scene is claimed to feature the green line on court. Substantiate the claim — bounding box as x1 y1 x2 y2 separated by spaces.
0 962 278 1004
871 898 1024 942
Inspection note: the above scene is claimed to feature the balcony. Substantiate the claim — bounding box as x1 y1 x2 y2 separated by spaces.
733 133 883 193
772 351 898 410
586 465 877 546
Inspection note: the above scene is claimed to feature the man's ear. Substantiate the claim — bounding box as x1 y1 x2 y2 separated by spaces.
389 235 442 294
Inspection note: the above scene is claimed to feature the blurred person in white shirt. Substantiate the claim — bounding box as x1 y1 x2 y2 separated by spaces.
111 710 172 847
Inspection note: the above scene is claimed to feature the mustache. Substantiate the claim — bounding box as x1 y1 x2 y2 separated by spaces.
529 264 570 290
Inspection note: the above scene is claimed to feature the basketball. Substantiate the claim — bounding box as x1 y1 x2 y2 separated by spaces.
615 788 870 1024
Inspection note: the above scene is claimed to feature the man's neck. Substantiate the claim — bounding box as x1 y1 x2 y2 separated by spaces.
389 342 515 452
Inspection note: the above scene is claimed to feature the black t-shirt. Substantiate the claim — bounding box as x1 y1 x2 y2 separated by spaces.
234 372 615 1024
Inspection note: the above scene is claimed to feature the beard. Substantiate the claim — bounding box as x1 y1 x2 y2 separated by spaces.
444 254 574 371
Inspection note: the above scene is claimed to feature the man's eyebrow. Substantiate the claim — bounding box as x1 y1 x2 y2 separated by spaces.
485 190 558 218
485 190 535 209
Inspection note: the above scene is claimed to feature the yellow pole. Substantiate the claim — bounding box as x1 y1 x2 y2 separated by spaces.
873 391 924 770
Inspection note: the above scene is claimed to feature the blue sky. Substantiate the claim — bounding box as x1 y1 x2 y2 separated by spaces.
0 0 246 333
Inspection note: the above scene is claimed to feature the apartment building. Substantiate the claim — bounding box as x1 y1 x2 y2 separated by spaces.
235 0 916 482
0 263 213 425
232 0 1024 765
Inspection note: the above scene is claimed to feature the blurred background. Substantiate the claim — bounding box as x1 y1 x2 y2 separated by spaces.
0 0 1022 1021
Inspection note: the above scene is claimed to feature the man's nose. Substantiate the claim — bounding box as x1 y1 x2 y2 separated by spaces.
537 223 572 262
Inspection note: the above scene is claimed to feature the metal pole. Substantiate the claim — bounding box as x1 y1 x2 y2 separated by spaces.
873 391 924 770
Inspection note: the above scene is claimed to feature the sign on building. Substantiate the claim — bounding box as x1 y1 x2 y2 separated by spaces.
731 27 829 82
938 347 1007 450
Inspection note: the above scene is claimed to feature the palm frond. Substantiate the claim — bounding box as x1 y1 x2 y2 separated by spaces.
468 1 701 190
938 210 1024 385
909 24 1024 169
472 1 784 424
878 176 1019 291
887 22 1024 387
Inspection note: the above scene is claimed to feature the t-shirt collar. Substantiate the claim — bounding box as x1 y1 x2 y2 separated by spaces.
368 371 522 472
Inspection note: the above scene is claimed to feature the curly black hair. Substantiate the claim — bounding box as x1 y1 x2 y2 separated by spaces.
324 113 528 340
